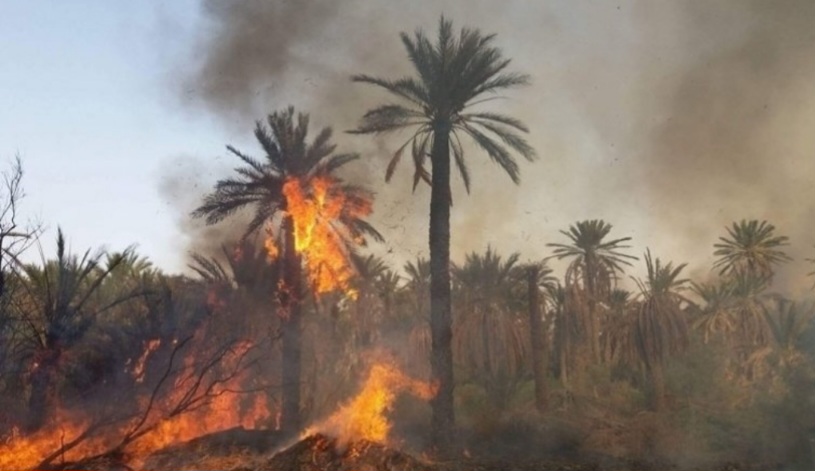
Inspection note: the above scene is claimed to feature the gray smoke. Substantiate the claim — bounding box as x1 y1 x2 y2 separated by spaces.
174 0 815 292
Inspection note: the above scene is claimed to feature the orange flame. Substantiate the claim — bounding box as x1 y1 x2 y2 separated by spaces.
131 338 161 383
0 338 272 470
266 175 373 298
303 361 436 445
0 409 112 470
126 340 270 462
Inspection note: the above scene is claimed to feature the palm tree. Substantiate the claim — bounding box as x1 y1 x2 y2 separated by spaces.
452 247 526 410
375 269 401 326
713 219 791 279
726 273 777 349
11 229 138 431
404 257 432 375
547 283 578 388
547 220 637 363
192 107 381 434
350 253 389 346
632 250 690 411
190 240 281 341
520 261 557 413
351 17 534 450
602 288 634 364
766 300 815 370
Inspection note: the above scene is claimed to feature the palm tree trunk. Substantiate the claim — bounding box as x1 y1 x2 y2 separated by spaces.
481 308 500 409
27 348 59 432
527 269 548 414
429 126 455 454
647 360 666 411
280 215 303 435
585 255 600 363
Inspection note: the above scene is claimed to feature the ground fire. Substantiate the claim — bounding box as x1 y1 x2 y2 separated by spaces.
0 329 270 470
303 360 436 446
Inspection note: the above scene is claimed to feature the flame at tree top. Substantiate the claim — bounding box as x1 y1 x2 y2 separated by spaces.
266 175 373 299
304 361 437 446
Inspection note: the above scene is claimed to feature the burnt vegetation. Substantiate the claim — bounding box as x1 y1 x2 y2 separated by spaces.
2 12 815 471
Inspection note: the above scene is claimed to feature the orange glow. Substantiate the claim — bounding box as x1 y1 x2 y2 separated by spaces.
266 175 373 298
0 339 272 470
126 340 269 462
303 361 436 446
0 410 112 470
131 339 161 383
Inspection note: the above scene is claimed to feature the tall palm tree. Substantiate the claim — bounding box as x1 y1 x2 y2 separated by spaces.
632 250 690 411
547 220 637 363
713 219 791 279
520 261 556 413
351 17 534 450
192 107 381 434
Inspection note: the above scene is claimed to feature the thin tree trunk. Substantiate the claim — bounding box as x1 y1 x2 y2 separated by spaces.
280 215 303 435
429 127 455 455
527 269 548 414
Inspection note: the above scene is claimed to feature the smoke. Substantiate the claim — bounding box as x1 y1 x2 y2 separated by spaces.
634 0 815 292
173 0 815 291
158 154 253 265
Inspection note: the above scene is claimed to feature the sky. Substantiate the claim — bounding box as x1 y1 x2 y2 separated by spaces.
2 1 814 292
0 1 220 271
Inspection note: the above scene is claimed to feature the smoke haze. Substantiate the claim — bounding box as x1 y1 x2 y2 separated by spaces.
170 0 815 291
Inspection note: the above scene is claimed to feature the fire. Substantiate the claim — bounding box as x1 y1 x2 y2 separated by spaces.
304 361 436 446
0 410 111 470
0 337 272 470
131 338 161 383
126 386 269 463
267 175 373 298
126 340 270 461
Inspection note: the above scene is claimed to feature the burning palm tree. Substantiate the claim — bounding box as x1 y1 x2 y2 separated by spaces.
193 107 382 434
351 17 535 451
